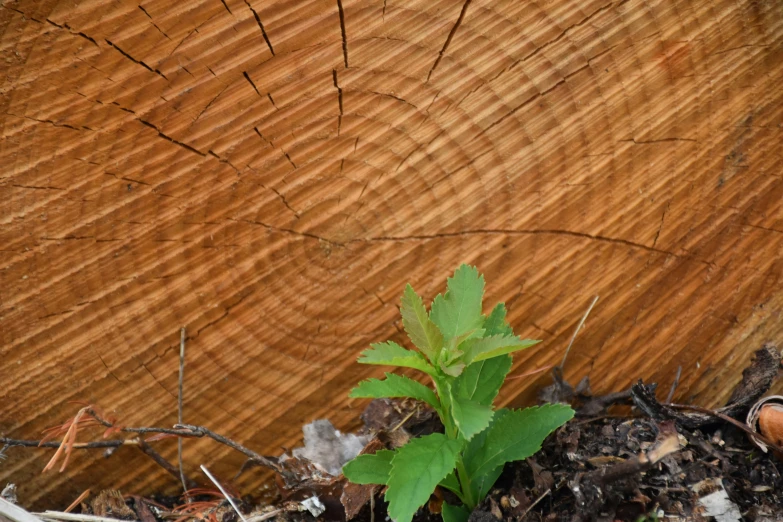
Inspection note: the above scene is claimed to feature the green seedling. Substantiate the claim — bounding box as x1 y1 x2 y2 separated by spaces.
343 265 574 522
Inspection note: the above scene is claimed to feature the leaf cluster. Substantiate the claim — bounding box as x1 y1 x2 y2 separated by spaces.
343 265 574 522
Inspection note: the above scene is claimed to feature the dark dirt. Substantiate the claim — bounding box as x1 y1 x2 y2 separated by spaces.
10 347 783 522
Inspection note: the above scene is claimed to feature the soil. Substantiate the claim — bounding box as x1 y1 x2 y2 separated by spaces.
8 348 783 522
338 413 783 522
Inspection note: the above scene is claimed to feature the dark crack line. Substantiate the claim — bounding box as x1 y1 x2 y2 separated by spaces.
38 309 74 320
208 150 242 174
267 92 278 109
137 119 206 156
195 86 228 122
45 18 98 46
7 112 89 131
522 1 614 65
333 69 343 135
254 128 296 167
12 184 65 191
483 46 614 135
427 0 472 82
337 0 349 67
713 44 770 55
243 0 275 55
653 202 670 248
477 1 616 95
1 4 43 22
362 229 700 261
235 217 334 244
218 0 233 15
97 353 124 384
621 137 698 144
105 39 168 79
137 6 171 40
225 220 700 262
267 186 300 217
243 71 261 96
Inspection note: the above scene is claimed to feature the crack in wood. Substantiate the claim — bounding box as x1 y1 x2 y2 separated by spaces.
333 69 343 135
6 112 90 131
243 0 275 55
254 128 297 168
337 0 349 67
105 39 168 79
267 186 300 217
218 0 232 15
137 6 171 40
427 0 472 82
137 119 206 156
483 46 615 135
653 202 670 248
194 86 228 122
45 18 98 46
243 71 262 96
621 137 698 144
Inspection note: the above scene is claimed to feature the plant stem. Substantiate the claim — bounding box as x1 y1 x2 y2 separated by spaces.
432 374 474 507
456 456 475 508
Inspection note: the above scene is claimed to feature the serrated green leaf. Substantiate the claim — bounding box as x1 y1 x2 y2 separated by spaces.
454 355 512 406
463 405 574 480
350 373 440 410
470 464 504 502
451 395 494 440
342 450 395 485
440 359 466 377
439 471 462 497
441 503 470 522
386 434 463 522
431 265 485 340
483 303 513 336
400 284 443 363
358 341 435 375
461 335 540 364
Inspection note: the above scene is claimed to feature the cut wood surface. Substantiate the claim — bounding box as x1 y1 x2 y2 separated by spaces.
1 0 782 508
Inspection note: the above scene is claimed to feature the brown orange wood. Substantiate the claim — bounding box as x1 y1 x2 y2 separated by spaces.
1 0 782 508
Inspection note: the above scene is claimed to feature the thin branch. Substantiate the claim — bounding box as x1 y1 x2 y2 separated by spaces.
519 488 550 518
561 295 599 370
0 439 130 449
137 438 198 489
666 402 783 455
174 424 283 473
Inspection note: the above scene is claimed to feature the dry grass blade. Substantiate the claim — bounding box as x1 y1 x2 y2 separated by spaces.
64 490 90 513
561 295 599 370
199 466 247 522
36 512 135 522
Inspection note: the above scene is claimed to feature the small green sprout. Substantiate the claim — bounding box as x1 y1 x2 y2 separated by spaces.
343 265 574 522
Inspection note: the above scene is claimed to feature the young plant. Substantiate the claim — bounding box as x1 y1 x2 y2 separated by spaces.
342 265 574 522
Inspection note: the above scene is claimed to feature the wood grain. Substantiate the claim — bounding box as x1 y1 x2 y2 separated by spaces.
1 0 782 508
